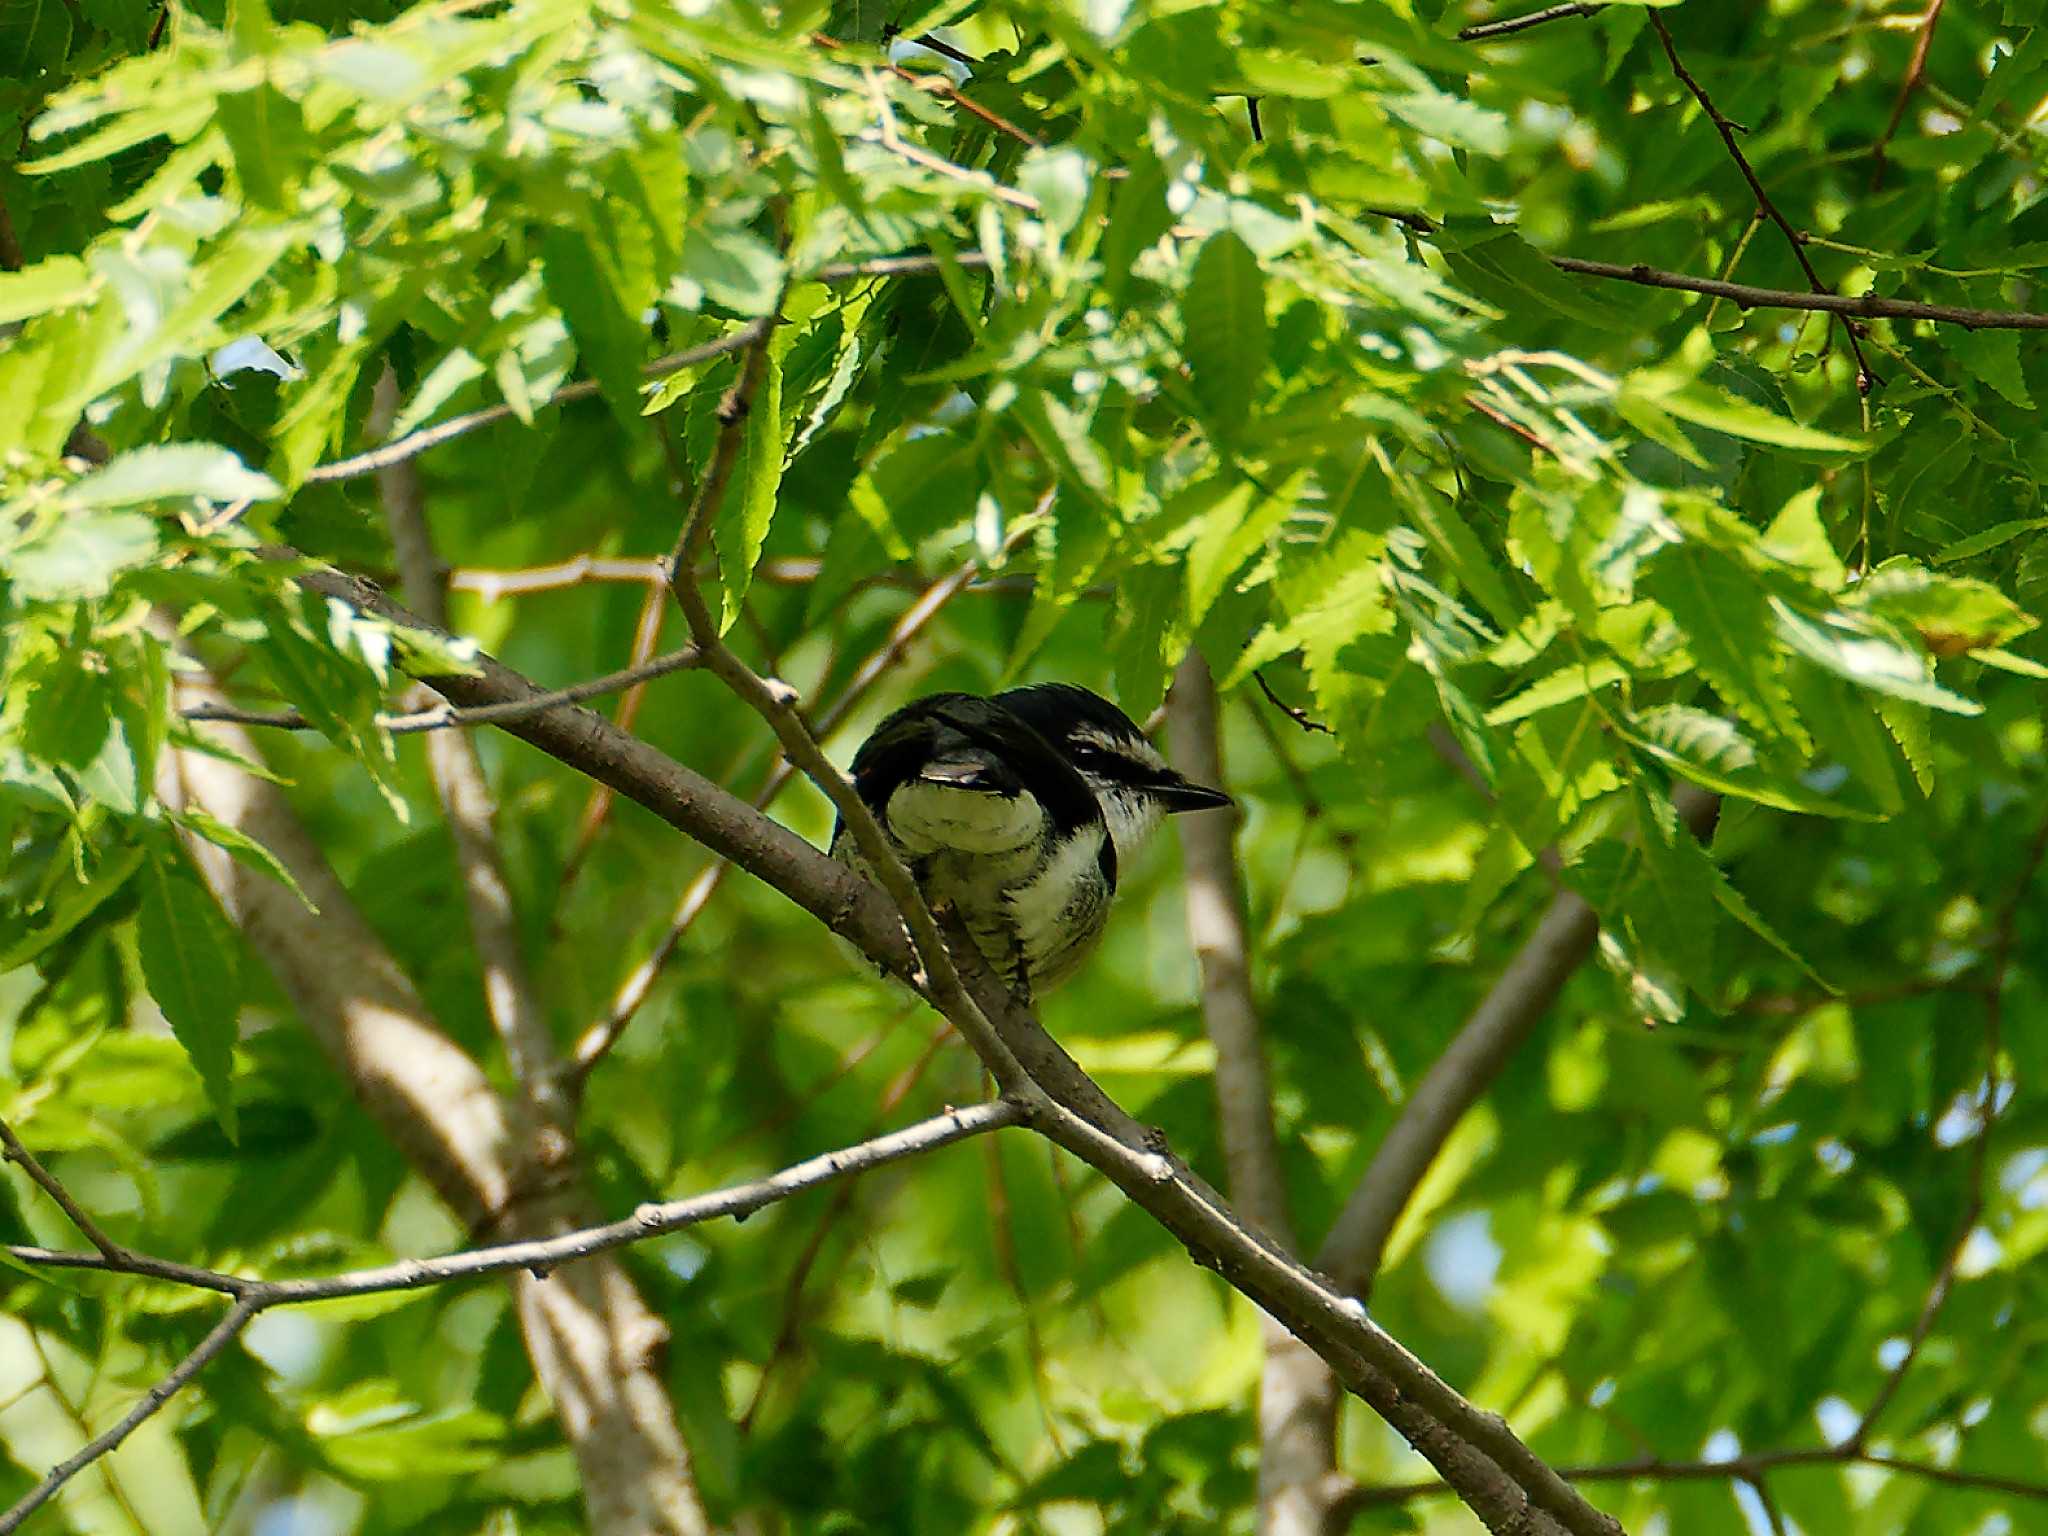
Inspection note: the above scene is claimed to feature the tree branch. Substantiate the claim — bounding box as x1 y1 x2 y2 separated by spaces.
0 1297 262 1536
1337 1444 2048 1513
1870 0 1945 190
0 1102 1020 1531
1549 256 2048 329
266 551 1621 1536
1457 2 1605 43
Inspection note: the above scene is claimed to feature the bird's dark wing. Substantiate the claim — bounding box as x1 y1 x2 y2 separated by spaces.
837 692 1113 881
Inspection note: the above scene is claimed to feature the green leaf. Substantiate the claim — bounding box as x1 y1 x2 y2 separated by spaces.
1769 600 1981 715
0 256 93 324
1934 517 2048 564
1625 380 1863 453
1642 542 1808 748
174 809 318 913
0 843 145 970
1182 475 1292 632
542 229 646 431
5 510 159 600
676 223 787 317
136 845 240 1140
72 444 281 508
713 347 786 632
1847 561 2036 654
1182 232 1268 442
1952 329 2035 409
1622 704 1877 819
1486 659 1626 725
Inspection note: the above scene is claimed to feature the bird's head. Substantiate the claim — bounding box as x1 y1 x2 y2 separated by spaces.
995 683 1231 864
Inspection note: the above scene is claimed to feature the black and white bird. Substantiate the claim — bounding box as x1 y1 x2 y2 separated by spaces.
831 683 1229 996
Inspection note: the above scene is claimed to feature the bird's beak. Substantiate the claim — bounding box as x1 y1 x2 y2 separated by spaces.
1154 779 1232 814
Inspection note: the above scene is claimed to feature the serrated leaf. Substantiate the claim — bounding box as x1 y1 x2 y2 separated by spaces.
1182 232 1267 442
6 510 158 599
1934 517 2048 564
1875 695 1934 793
174 809 318 913
714 347 786 632
1486 659 1626 725
1643 542 1808 748
136 847 240 1140
542 229 645 431
1626 381 1862 453
0 256 93 324
1623 704 1877 819
1952 328 2034 409
1769 600 1981 715
72 444 280 508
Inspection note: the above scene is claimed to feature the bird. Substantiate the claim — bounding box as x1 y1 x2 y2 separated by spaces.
831 683 1230 998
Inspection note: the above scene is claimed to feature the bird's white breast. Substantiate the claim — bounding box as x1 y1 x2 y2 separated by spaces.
885 780 1043 857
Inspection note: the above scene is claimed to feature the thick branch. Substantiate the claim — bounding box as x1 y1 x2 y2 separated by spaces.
162 653 709 1536
375 367 570 1127
1168 652 1342 1536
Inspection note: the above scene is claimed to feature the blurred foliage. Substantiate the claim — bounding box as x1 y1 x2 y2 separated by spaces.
2 0 2046 1531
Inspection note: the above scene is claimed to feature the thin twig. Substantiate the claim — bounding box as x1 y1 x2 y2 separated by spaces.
1337 1444 2048 1511
305 322 772 484
0 1118 127 1261
1648 13 1877 393
1457 2 1605 43
1252 670 1333 735
1870 0 1945 190
1550 256 2048 330
179 647 702 736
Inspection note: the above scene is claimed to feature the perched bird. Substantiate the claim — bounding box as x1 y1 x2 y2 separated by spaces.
832 684 1229 997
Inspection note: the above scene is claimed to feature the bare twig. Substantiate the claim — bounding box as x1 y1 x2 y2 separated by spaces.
0 1118 127 1261
0 1101 1019 1529
1870 0 1945 189
451 556 669 600
1169 652 1340 1536
1338 1444 2048 1512
1457 2 1605 44
1549 257 2048 330
178 646 702 736
1253 670 1333 735
307 322 772 485
1648 13 1876 393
